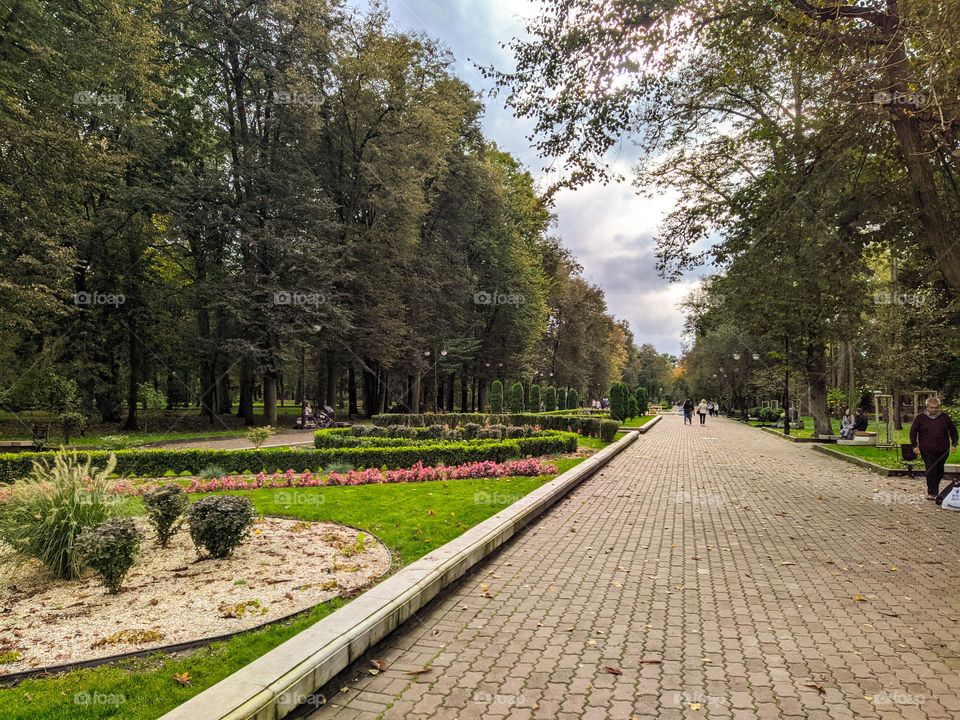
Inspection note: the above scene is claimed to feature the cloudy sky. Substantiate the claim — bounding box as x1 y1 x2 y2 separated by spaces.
350 0 700 356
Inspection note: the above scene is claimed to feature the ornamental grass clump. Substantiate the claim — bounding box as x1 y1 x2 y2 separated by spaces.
76 518 142 593
0 452 119 579
143 484 189 547
188 495 254 559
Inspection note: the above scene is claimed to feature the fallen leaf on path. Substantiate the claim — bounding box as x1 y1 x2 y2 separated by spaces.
369 659 388 672
804 683 825 695
604 666 623 675
853 594 867 602
405 666 432 675
640 658 662 664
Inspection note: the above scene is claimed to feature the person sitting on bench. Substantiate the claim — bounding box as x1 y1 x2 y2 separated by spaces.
840 407 855 440
852 408 868 433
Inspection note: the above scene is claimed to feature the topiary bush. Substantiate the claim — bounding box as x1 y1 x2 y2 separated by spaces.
557 388 567 413
76 518 142 593
543 386 557 412
143 484 189 547
627 395 638 419
529 384 541 413
0 452 119 579
489 380 504 413
567 389 579 410
635 387 649 415
188 495 254 559
609 383 628 421
509 382 525 413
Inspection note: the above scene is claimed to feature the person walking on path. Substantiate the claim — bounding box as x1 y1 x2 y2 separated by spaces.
910 397 958 500
682 398 694 425
697 398 708 425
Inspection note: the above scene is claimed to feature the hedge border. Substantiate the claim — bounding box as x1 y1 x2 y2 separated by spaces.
371 413 620 442
0 433 579 483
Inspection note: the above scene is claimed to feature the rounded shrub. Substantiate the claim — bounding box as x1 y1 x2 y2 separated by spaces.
529 384 541 413
76 517 142 594
188 496 254 559
557 388 567 412
143 484 189 547
627 395 638 419
489 380 504 413
567 389 579 410
635 387 649 415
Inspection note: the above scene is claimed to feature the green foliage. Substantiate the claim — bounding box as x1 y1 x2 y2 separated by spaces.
137 384 167 433
489 381 504 413
246 426 275 449
0 453 118 579
529 384 541 413
567 389 579 409
198 465 227 480
100 435 139 450
557 388 567 412
59 412 87 444
609 383 628 421
370 412 617 441
509 382 525 413
143 485 189 547
76 518 142 593
627 395 638 419
188 496 254 559
635 387 649 415
543 386 557 412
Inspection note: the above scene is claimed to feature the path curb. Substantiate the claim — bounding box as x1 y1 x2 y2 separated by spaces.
159 432 639 720
760 427 823 443
811 444 903 476
619 415 661 434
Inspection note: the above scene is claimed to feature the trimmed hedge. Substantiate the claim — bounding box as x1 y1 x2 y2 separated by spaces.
371 412 619 442
0 433 578 482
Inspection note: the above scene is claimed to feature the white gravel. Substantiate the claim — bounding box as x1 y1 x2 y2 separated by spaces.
0 517 390 673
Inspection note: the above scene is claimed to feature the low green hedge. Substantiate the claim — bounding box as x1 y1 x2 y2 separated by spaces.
0 433 579 483
372 413 619 441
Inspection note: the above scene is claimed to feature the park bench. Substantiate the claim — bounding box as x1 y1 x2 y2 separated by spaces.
836 431 876 446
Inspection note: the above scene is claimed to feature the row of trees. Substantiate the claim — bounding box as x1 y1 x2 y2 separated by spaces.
492 0 960 435
1 1 658 429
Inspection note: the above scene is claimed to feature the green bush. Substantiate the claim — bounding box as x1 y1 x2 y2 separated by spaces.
0 452 119 579
627 395 638 419
188 496 253 559
507 382 524 413
635 387 649 415
543 386 557 412
529 384 541 413
369 412 618 442
567 389 579 410
143 484 189 547
557 388 567 412
489 380 504 413
609 383 628 421
246 426 275 449
76 518 142 593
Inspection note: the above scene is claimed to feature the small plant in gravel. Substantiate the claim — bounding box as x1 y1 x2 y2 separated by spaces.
188 495 254 559
198 464 227 480
142 484 189 547
246 426 275 449
76 517 142 593
99 435 138 450
0 452 119 579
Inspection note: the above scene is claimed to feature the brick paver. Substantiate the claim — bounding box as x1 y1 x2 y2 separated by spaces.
307 415 960 719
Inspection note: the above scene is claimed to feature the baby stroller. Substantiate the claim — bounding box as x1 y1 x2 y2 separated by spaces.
316 404 336 428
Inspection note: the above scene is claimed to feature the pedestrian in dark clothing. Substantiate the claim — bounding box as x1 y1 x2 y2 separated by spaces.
910 397 959 500
682 398 694 426
852 409 869 433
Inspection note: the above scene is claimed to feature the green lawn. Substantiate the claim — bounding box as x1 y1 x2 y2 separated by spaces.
0 459 581 719
828 444 960 469
577 432 624 449
619 415 654 428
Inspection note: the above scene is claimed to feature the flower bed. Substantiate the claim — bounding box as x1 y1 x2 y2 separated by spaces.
107 459 558 496
0 434 577 482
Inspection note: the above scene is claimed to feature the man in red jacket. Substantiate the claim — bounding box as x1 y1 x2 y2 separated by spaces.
910 397 959 500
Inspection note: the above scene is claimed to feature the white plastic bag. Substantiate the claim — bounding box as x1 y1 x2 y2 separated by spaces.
941 484 960 511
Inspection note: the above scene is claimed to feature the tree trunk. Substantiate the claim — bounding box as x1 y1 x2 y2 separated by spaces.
348 365 359 417
262 370 278 426
478 379 487 413
123 328 142 430
460 375 468 412
378 369 388 414
217 371 232 415
238 356 255 426
411 372 421 414
806 341 833 437
325 354 336 408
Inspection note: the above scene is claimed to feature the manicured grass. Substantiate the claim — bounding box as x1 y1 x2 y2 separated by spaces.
577 432 624 449
0 459 582 719
828 444 960 469
619 415 654 428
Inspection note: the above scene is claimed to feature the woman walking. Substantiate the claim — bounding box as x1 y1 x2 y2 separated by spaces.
697 398 709 425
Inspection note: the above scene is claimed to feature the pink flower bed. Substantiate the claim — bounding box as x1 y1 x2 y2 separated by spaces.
108 458 557 496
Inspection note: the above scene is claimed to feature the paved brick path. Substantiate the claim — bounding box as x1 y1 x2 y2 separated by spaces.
307 415 960 719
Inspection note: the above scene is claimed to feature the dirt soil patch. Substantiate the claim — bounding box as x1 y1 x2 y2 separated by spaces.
0 517 390 673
